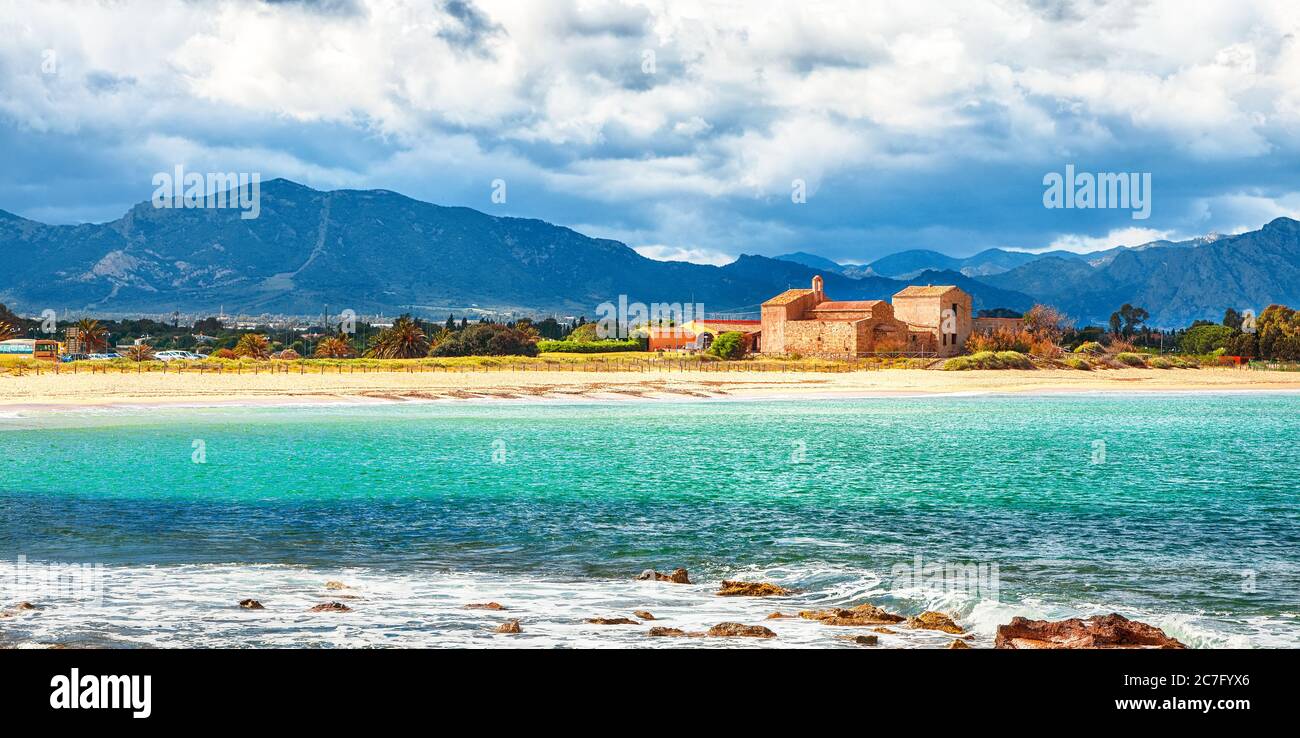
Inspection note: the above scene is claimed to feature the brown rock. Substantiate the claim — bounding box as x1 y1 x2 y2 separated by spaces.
635 568 692 584
765 612 792 619
647 627 687 637
495 619 522 634
872 627 897 634
309 602 352 613
706 622 777 638
239 599 264 610
717 580 789 597
835 634 879 646
947 639 972 649
907 611 964 634
464 602 506 610
633 610 656 621
0 602 37 618
798 604 903 626
994 613 1186 649
324 581 349 590
586 617 640 625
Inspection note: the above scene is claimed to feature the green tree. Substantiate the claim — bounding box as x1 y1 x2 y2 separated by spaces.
233 333 272 359
1179 324 1233 354
365 315 430 359
1109 304 1149 338
75 318 109 353
1222 308 1243 331
708 331 746 360
429 323 538 357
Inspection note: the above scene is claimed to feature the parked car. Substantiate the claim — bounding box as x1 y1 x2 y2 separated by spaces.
60 353 90 363
86 353 120 360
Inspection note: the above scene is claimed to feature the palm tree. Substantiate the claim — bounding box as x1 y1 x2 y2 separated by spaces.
124 344 155 362
313 335 355 358
0 320 17 341
365 315 429 359
233 333 271 359
76 318 108 353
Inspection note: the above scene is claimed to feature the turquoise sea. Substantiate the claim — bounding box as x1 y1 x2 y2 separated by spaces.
1 393 1297 648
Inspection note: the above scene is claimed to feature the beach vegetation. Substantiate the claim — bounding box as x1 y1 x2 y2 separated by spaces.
313 335 356 358
75 318 109 353
1179 324 1233 355
1116 352 1147 367
708 331 746 360
123 344 155 362
943 350 1033 370
1064 357 1092 370
233 333 272 359
429 323 539 357
537 339 640 353
1073 341 1104 355
365 315 430 359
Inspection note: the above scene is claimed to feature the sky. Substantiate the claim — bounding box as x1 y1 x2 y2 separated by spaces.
2 0 1300 265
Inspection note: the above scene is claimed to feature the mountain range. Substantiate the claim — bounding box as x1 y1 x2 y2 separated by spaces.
0 178 1296 327
0 179 1032 319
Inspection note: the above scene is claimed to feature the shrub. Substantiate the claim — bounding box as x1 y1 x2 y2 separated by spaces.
966 327 1030 353
708 331 746 360
943 350 1033 370
431 323 539 357
1107 337 1138 354
1028 338 1063 358
1074 341 1104 355
537 339 641 354
1116 352 1147 367
1064 357 1091 370
276 348 301 361
211 348 237 359
994 351 1034 369
1148 357 1173 369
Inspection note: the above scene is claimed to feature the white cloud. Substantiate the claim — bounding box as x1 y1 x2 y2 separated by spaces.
631 244 734 265
1042 227 1178 253
2 0 1300 255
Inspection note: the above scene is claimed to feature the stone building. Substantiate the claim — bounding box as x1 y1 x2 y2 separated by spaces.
759 276 973 357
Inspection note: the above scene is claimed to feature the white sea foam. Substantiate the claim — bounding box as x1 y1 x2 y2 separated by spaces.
4 560 1285 649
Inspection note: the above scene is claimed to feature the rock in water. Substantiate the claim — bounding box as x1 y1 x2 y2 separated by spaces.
586 617 640 625
765 612 792 619
495 619 522 634
324 581 349 590
633 610 656 620
717 581 789 597
647 627 688 637
835 634 879 646
0 602 38 618
800 604 905 626
706 622 777 638
309 602 352 613
948 639 972 649
464 602 506 610
239 599 265 610
907 611 964 634
635 568 692 584
995 613 1186 649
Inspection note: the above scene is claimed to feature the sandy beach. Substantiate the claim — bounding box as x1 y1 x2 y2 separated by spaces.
3 366 1299 409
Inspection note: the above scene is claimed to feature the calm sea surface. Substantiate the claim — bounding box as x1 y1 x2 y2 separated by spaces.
1 394 1297 648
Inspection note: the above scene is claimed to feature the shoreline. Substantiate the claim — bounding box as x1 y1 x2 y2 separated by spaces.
3 367 1300 412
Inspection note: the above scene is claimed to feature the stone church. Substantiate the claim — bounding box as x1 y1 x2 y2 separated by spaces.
760 276 973 357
